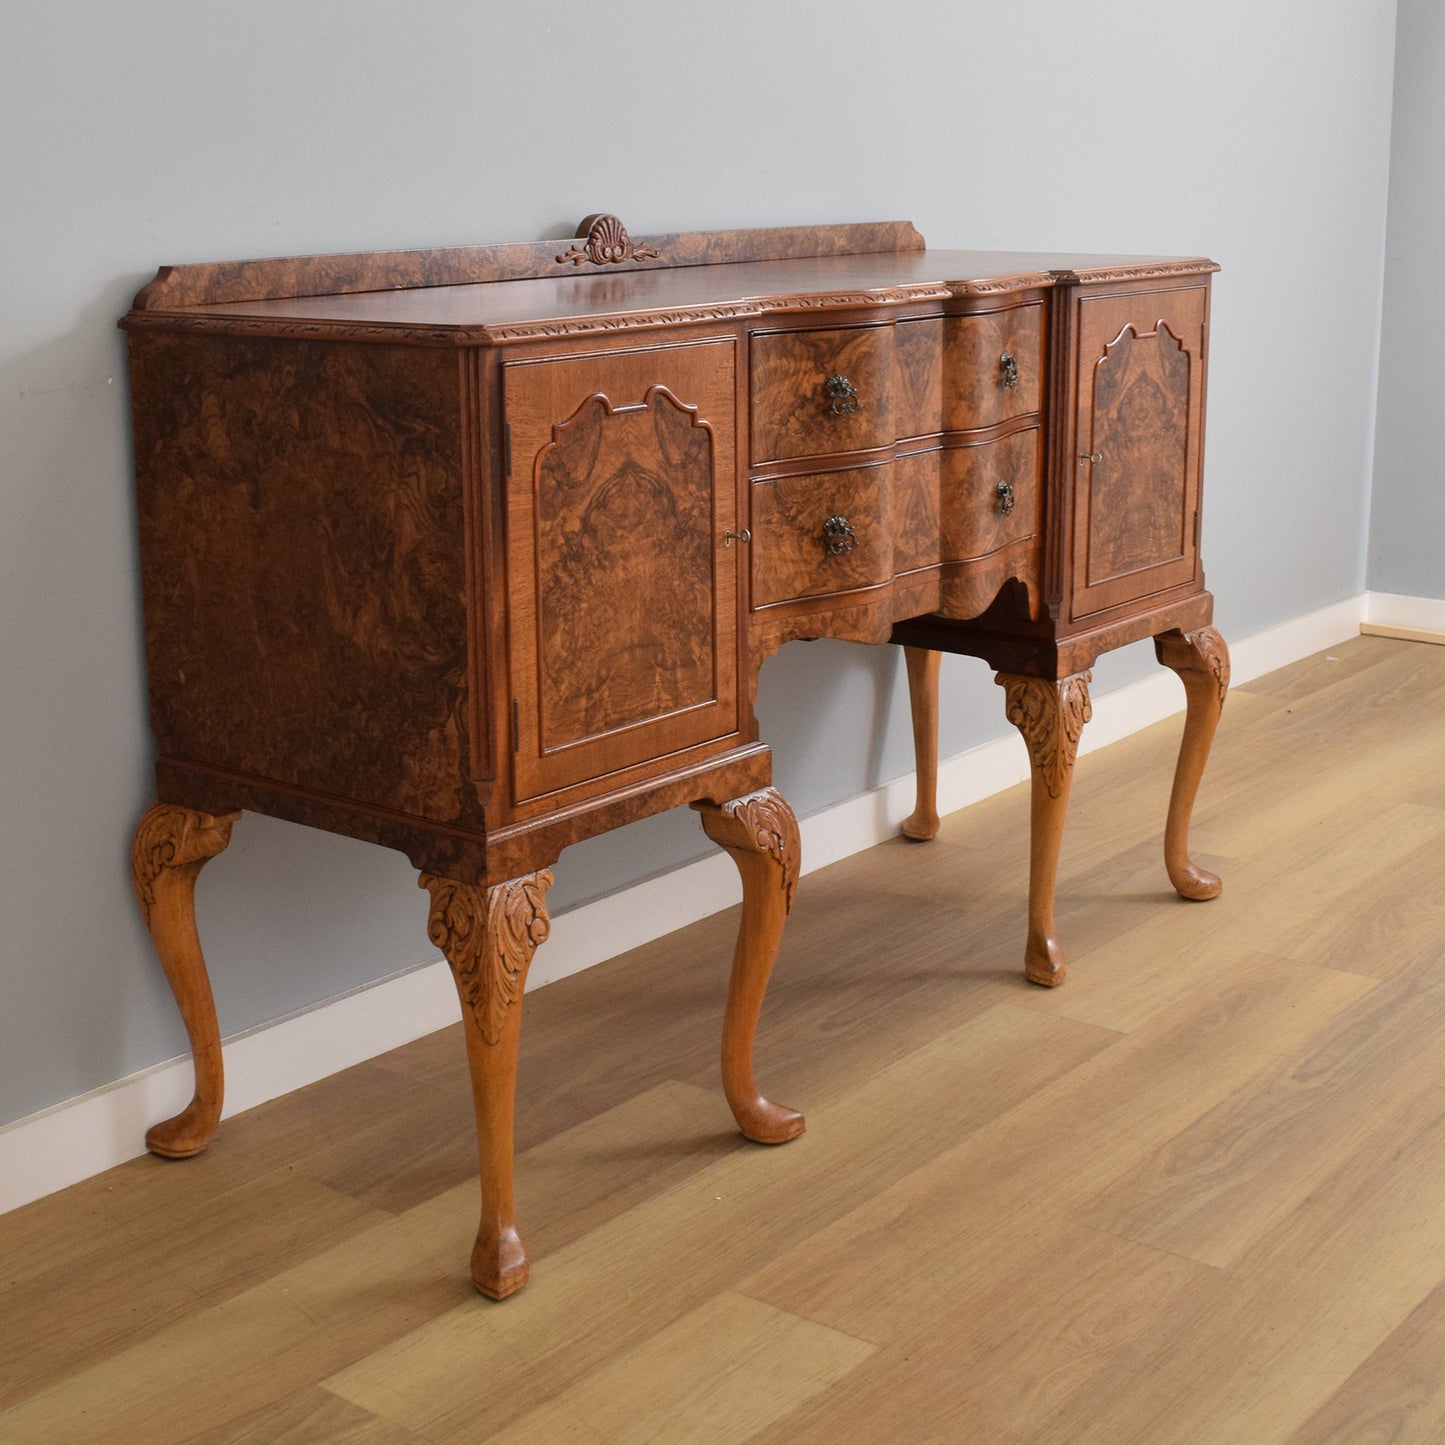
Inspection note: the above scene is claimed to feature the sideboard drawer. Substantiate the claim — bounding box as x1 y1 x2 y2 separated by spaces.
939 428 1039 560
750 464 893 606
895 305 1043 437
892 429 1039 573
751 326 894 463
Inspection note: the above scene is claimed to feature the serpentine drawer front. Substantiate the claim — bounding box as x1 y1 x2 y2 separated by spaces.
895 304 1044 436
751 324 895 462
892 428 1041 575
122 215 1228 1301
750 463 893 606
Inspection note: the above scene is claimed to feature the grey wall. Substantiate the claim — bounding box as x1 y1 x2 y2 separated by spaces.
1369 0 1445 599
0 0 1399 1129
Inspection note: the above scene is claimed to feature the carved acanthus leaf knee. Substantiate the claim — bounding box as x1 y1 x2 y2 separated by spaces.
131 804 238 924
421 870 553 1044
996 672 1093 796
694 788 801 912
1156 626 1230 705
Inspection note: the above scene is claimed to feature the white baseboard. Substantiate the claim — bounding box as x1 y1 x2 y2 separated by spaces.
0 592 1370 1216
1362 591 1445 644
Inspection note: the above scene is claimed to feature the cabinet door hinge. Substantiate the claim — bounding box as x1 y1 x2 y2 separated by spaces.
511 698 520 753
504 421 513 477
1193 508 1202 548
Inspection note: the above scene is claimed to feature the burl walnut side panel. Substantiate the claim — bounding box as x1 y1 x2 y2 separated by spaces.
129 333 485 829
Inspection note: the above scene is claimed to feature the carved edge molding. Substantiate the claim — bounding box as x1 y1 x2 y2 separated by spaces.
557 214 662 268
996 672 1094 799
482 288 952 342
484 305 761 341
421 869 554 1045
131 803 239 927
696 787 802 912
1159 626 1231 706
1061 258 1221 284
955 273 1057 296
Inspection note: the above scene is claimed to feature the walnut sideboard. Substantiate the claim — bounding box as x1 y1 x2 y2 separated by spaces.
122 215 1228 1299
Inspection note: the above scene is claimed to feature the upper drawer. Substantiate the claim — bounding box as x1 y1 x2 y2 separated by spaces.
751 325 894 463
895 304 1044 437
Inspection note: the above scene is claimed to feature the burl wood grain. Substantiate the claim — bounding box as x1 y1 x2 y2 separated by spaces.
1086 325 1190 578
891 429 1040 575
503 339 741 805
749 465 894 607
750 326 894 462
132 219 927 310
128 332 480 828
534 390 716 745
894 305 1044 438
1070 284 1207 622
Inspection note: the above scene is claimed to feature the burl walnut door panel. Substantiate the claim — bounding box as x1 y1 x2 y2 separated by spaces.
504 339 740 805
1069 284 1208 621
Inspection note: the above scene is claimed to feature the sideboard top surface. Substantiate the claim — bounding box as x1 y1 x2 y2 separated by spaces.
122 219 1217 343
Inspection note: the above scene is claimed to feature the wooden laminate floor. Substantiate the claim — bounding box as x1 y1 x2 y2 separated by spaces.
5 634 1445 1443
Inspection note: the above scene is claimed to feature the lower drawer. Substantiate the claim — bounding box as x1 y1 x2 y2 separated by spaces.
892 429 1039 574
750 464 893 607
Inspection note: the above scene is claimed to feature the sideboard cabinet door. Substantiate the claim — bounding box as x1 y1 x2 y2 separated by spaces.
1067 283 1208 622
503 339 741 806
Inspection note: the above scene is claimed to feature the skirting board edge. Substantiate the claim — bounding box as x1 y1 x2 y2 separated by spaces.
0 593 1369 1215
1361 590 1445 645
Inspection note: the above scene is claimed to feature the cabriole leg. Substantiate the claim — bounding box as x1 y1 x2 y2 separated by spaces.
996 671 1093 988
901 646 942 841
131 803 239 1157
421 868 552 1301
694 787 806 1145
1154 626 1231 901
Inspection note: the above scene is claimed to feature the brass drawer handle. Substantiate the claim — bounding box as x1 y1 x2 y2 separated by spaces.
996 480 1016 515
823 514 857 556
999 352 1020 388
824 374 862 416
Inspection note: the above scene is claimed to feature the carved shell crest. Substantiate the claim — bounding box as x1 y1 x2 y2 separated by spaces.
557 214 661 268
